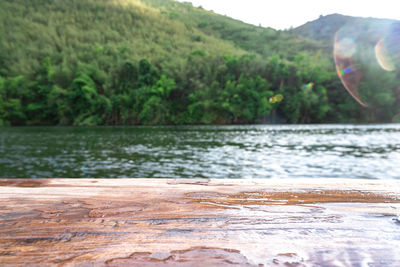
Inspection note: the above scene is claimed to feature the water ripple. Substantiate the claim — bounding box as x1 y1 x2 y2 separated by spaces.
1 124 400 179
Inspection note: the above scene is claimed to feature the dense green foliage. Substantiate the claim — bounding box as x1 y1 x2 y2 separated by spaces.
0 0 399 126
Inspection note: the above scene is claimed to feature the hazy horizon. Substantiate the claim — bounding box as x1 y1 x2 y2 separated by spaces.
176 0 400 30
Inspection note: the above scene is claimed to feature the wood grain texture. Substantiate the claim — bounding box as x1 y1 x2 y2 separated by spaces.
1 178 400 266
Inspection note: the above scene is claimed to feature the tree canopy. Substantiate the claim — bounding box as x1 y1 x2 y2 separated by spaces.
0 0 398 126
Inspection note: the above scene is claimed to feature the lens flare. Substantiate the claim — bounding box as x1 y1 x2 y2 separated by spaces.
268 94 284 104
385 22 400 70
81 166 87 177
335 37 356 58
338 67 354 77
268 97 276 104
375 39 396 72
275 94 284 102
334 37 364 106
334 20 400 108
303 82 314 89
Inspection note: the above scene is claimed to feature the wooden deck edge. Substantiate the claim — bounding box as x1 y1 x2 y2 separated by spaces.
1 178 400 266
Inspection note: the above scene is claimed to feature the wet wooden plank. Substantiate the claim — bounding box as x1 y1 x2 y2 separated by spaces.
0 178 400 266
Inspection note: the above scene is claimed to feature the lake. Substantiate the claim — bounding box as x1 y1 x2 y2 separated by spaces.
1 124 400 179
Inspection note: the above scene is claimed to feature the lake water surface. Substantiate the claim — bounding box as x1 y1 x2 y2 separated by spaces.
1 124 400 179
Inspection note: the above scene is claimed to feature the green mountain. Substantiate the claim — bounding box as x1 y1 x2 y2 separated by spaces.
294 14 400 119
0 0 244 77
293 14 355 42
0 0 324 77
0 0 398 126
293 13 398 44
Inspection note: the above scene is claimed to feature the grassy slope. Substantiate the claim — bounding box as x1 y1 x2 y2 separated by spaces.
0 0 330 80
0 0 250 78
142 0 325 58
3 0 394 79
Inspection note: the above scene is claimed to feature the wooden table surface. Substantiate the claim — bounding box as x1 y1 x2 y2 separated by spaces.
1 178 400 266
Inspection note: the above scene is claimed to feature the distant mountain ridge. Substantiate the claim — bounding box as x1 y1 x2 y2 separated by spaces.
293 13 399 42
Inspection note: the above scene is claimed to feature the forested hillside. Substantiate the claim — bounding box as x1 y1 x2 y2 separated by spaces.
293 14 355 42
0 0 398 125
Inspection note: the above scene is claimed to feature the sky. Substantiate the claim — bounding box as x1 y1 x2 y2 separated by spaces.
176 0 399 30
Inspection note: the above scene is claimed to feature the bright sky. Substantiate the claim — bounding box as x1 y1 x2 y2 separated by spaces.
176 0 399 30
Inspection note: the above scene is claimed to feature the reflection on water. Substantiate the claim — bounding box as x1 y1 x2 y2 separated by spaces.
1 124 400 178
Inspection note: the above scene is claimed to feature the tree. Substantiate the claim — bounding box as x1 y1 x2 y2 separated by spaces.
68 72 111 125
139 74 176 124
138 59 159 88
